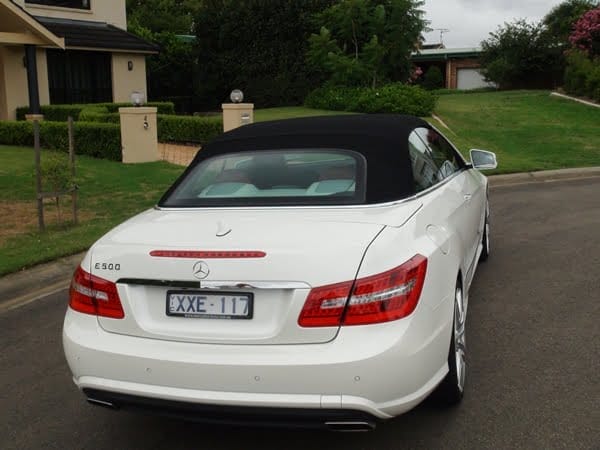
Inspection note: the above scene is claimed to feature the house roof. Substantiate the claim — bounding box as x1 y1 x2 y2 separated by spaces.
411 47 482 62
1 0 64 48
35 16 159 53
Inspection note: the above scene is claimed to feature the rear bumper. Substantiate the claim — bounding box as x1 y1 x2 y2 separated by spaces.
83 388 378 430
63 306 452 420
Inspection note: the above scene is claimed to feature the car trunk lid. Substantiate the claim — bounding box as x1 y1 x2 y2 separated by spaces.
92 205 418 345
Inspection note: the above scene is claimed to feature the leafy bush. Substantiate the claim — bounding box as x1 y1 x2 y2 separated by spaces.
569 6 600 57
422 66 444 90
157 115 223 144
305 83 436 116
78 107 120 124
17 102 176 121
0 121 121 160
564 50 600 101
0 121 32 145
16 105 84 122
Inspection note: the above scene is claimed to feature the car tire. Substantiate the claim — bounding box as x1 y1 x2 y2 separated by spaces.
433 279 466 406
479 202 490 262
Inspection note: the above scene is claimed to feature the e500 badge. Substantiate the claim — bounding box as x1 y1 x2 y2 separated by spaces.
94 262 121 271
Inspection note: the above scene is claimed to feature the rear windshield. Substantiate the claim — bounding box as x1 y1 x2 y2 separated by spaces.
160 149 366 207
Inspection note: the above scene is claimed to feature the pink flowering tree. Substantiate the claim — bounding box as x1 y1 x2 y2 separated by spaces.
569 6 600 57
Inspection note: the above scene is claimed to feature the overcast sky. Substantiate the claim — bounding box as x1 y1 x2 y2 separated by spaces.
422 0 565 48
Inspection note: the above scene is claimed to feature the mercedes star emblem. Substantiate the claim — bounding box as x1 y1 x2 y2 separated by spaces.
192 261 210 280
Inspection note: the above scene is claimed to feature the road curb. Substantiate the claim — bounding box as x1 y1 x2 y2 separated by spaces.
0 252 84 313
489 166 600 187
1 166 600 310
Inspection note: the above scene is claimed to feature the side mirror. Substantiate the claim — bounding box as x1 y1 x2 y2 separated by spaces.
470 149 498 170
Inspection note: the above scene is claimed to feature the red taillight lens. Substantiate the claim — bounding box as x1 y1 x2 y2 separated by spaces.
69 266 125 319
297 280 353 327
298 255 427 328
343 255 427 325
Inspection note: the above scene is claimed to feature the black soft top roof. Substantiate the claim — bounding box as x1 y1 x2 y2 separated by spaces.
182 115 432 205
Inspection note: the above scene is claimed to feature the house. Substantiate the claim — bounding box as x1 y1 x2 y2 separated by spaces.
0 0 158 120
411 47 494 90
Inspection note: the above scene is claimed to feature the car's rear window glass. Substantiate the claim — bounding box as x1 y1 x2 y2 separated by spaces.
160 149 366 207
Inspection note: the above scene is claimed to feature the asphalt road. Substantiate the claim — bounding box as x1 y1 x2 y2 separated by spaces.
1 177 599 450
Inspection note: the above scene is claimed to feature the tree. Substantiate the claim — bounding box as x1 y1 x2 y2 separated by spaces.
194 0 336 109
126 0 200 34
126 0 201 111
480 20 564 89
307 0 429 88
569 6 600 56
544 0 598 45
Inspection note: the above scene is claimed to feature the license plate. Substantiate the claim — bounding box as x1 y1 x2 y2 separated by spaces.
166 291 253 319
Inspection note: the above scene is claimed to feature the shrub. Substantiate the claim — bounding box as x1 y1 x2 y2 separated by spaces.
157 115 223 144
16 105 85 122
305 83 437 116
422 66 444 90
98 102 176 115
79 107 120 124
17 101 176 121
0 121 33 146
0 120 121 161
565 50 600 101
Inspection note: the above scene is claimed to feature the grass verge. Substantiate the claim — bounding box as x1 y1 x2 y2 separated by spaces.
0 146 183 276
434 90 600 174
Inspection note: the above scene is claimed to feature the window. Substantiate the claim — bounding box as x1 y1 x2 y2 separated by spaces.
409 128 464 192
408 130 441 192
161 149 366 207
415 128 463 179
46 50 112 104
25 0 91 9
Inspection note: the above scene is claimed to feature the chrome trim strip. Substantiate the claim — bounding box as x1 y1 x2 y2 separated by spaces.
117 278 310 290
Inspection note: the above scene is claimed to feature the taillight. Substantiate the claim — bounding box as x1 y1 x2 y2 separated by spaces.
298 280 353 327
298 255 427 327
69 266 125 319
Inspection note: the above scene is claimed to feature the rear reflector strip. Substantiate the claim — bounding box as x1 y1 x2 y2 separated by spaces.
150 250 266 259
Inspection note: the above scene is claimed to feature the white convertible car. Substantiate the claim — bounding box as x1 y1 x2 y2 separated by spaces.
63 115 497 430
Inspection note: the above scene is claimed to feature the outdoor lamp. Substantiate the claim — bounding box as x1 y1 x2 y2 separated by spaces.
131 91 145 107
230 89 244 103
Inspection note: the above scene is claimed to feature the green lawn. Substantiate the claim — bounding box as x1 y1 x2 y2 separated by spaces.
0 146 183 276
434 90 600 174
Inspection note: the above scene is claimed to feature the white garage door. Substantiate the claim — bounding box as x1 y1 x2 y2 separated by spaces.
457 68 494 90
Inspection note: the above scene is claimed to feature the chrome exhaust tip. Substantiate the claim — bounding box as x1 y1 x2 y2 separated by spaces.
325 421 376 432
86 397 117 409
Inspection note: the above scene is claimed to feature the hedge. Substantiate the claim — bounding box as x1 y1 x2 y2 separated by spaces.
16 101 176 121
0 120 121 161
157 115 222 144
78 107 120 124
305 83 437 116
78 108 224 144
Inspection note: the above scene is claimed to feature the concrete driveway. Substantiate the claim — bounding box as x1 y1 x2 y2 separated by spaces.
1 177 598 449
